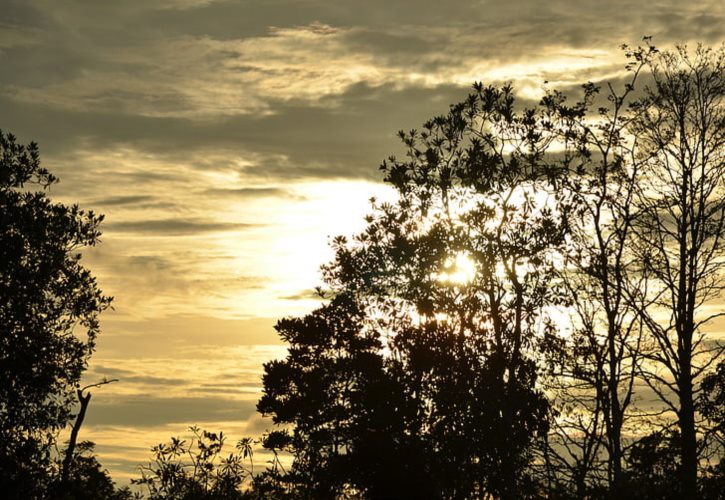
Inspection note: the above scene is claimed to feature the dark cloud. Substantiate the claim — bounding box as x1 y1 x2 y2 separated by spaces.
203 186 301 199
0 0 49 27
4 1 720 93
279 289 324 301
86 365 189 387
94 194 154 206
2 0 722 185
84 394 256 427
99 316 282 351
0 82 472 182
89 252 193 296
105 219 258 235
86 365 263 398
193 386 260 395
6 80 679 194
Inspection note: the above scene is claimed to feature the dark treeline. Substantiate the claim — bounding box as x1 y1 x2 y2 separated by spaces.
1 41 724 499
256 41 725 499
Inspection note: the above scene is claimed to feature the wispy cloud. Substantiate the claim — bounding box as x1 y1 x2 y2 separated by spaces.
85 395 257 427
93 194 155 207
105 219 258 235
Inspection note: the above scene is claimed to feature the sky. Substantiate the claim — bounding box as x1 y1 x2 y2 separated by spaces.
1 0 724 485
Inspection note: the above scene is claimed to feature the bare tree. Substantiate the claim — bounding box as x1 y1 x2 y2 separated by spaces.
539 43 657 495
60 378 118 484
628 44 725 498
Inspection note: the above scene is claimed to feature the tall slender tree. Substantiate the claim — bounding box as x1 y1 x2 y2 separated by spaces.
539 43 657 495
628 45 725 498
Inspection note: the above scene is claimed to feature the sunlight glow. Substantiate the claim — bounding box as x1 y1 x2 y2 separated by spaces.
212 180 397 318
437 252 477 284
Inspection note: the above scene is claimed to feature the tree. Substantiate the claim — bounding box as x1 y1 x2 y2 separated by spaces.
699 361 725 497
627 45 725 498
623 430 681 499
258 292 430 498
49 441 134 500
60 378 118 486
537 43 657 495
260 83 565 499
700 361 725 452
0 130 112 498
531 42 725 498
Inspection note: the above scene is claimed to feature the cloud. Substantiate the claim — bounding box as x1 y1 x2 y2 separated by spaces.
105 219 258 235
279 289 324 301
3 0 723 183
4 0 722 124
94 194 154 206
203 186 302 199
86 364 190 387
95 316 283 355
0 84 468 183
84 395 257 427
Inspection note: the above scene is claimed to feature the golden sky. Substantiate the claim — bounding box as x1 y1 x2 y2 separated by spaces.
1 0 724 484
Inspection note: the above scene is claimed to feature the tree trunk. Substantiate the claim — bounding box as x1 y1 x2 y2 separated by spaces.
609 411 623 495
607 319 624 495
61 390 92 483
679 353 698 499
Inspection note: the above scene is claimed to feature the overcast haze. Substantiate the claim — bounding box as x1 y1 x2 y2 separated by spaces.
1 0 723 483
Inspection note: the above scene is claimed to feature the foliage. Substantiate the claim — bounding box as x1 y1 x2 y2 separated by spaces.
623 431 681 500
259 293 430 498
699 361 725 499
133 426 256 500
259 80 567 499
0 130 111 498
699 459 725 500
49 441 134 500
700 361 725 448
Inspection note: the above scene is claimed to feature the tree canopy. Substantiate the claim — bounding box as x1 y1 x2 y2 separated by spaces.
258 42 725 499
0 131 113 498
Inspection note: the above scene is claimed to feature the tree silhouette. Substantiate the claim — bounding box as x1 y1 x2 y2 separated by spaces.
536 43 658 495
258 41 724 500
260 82 567 499
531 42 725 499
626 45 725 498
60 378 118 485
0 131 112 498
700 361 725 450
623 430 681 499
49 441 133 500
259 292 429 498
699 360 725 496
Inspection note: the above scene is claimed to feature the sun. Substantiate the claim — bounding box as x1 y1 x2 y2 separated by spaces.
437 252 477 285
